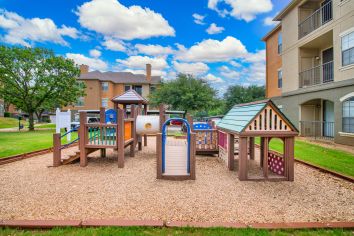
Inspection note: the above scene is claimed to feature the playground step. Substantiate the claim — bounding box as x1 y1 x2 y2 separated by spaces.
61 149 98 165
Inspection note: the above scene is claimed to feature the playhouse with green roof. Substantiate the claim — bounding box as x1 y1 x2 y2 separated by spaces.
217 99 298 181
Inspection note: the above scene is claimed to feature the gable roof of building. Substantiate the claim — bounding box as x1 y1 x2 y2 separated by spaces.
274 0 301 21
111 89 148 104
80 70 161 84
217 99 298 134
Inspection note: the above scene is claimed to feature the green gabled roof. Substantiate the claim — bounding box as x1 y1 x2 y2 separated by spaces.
217 101 268 133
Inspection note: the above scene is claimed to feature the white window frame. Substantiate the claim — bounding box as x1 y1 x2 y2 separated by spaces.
101 82 109 92
277 68 283 89
101 98 109 108
342 96 354 134
340 27 354 68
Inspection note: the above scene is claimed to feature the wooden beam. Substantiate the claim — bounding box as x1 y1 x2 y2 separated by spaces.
187 114 194 132
79 112 87 167
238 136 248 180
285 137 295 181
159 104 166 132
117 108 125 168
138 103 142 151
190 133 196 180
263 137 269 179
144 104 147 147
227 133 234 171
260 137 264 167
100 107 105 123
249 137 255 160
53 133 61 167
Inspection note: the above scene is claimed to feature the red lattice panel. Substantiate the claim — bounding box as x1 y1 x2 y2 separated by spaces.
267 152 285 176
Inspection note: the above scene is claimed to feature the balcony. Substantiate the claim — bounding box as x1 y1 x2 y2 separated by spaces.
299 121 334 140
299 61 333 88
298 0 333 39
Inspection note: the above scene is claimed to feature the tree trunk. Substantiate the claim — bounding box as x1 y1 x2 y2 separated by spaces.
28 112 35 131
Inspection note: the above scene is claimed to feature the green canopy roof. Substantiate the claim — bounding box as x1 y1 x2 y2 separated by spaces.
217 101 268 133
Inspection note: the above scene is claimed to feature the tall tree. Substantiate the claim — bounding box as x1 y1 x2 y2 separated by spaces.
223 85 265 111
0 46 85 130
149 74 218 114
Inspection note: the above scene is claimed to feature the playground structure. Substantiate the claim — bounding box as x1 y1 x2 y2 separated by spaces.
217 99 298 181
53 88 297 181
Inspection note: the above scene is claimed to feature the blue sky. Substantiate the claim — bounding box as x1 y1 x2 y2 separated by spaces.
0 0 290 95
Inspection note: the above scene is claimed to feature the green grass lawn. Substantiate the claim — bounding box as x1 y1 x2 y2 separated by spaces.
0 130 78 158
35 123 56 129
0 117 27 129
0 227 352 236
256 138 354 177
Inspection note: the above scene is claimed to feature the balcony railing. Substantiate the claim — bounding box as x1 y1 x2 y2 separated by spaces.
298 0 332 39
299 121 334 140
299 61 333 88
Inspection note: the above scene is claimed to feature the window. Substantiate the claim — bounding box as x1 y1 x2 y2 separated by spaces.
101 82 109 91
277 69 282 88
343 97 354 133
124 85 131 92
133 85 142 95
278 32 282 54
150 85 156 94
101 98 108 108
341 31 354 66
76 97 84 107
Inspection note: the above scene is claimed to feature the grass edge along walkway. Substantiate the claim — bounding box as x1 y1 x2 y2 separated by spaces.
0 226 353 236
258 138 354 178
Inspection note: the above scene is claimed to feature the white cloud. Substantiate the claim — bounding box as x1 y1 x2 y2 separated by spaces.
89 49 101 58
244 62 265 83
218 65 240 79
66 53 108 71
135 44 174 56
207 0 273 22
173 61 209 76
77 0 175 40
203 73 223 83
229 61 241 67
0 9 78 47
102 38 126 51
116 55 168 70
192 13 206 25
206 23 224 34
263 16 279 26
175 36 247 62
244 49 265 63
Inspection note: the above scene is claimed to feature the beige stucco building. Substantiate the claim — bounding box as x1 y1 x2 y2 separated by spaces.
264 0 354 145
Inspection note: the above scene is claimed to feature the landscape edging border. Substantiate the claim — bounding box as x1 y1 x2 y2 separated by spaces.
0 143 78 166
0 220 353 230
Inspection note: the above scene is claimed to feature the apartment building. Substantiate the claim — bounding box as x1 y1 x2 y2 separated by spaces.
262 24 283 98
264 0 354 146
65 64 161 111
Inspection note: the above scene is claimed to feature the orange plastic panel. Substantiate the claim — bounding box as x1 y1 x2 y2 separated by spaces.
124 121 132 141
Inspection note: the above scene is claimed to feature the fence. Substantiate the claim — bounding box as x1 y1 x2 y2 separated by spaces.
299 61 333 88
299 120 334 140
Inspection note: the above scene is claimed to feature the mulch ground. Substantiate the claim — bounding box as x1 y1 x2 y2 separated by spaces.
0 137 353 223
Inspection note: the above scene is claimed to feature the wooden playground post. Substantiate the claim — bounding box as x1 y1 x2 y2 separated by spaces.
117 108 125 168
129 105 136 157
249 137 255 160
156 133 162 179
190 133 196 180
79 112 88 167
238 136 248 180
144 104 148 147
227 133 235 171
53 133 61 167
285 137 295 181
262 137 269 178
138 103 143 151
99 107 106 157
159 104 166 132
187 114 194 132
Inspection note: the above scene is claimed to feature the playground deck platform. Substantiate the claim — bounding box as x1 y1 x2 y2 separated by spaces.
0 137 353 223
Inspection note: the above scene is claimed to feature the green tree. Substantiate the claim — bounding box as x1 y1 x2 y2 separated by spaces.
0 46 85 130
223 85 265 111
149 74 218 114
